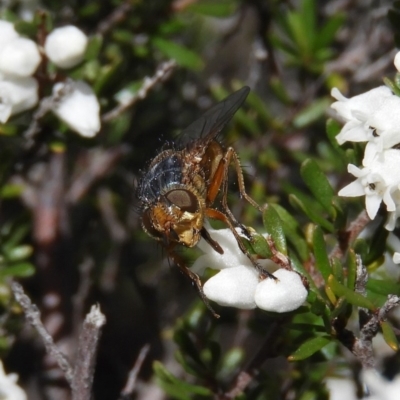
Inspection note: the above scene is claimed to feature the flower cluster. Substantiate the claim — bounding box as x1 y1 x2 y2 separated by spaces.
192 226 308 312
333 52 400 230
0 20 100 138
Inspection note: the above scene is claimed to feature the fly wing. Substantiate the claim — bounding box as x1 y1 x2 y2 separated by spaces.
176 86 250 150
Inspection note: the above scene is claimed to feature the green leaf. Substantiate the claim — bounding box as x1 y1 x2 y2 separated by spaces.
288 336 331 361
249 233 272 259
153 361 212 399
366 279 400 296
219 347 244 378
5 245 33 261
173 329 205 368
85 34 103 61
326 119 345 154
153 37 204 70
365 224 388 265
312 226 331 281
289 194 334 232
0 262 35 278
380 321 399 351
293 98 332 128
300 159 335 215
315 14 344 50
331 257 343 282
270 204 309 262
263 206 287 255
327 275 376 310
300 0 316 49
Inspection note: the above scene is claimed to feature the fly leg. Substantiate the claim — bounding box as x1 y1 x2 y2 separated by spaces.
205 208 276 280
167 246 220 318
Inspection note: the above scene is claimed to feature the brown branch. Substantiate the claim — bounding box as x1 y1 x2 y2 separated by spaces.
12 282 74 384
120 344 150 397
71 305 106 400
101 60 177 123
96 0 134 35
330 210 370 260
66 145 130 204
12 282 107 399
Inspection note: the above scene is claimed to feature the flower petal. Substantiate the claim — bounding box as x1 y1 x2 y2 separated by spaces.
338 180 365 197
365 192 382 219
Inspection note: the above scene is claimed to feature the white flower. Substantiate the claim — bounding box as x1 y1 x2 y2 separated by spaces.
254 269 308 312
395 51 400 73
52 80 100 138
45 26 88 69
0 20 19 50
362 369 400 400
0 37 41 77
0 360 27 400
194 226 307 312
362 95 400 163
0 76 38 122
331 87 393 146
338 150 400 219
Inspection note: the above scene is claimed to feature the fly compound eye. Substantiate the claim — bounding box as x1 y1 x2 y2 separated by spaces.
165 189 199 213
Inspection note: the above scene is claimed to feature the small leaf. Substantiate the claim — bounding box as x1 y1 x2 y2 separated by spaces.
249 233 272 259
263 206 287 255
0 263 35 278
85 34 103 60
365 224 388 265
173 329 204 367
300 159 335 215
220 347 245 378
312 226 331 281
270 204 309 262
293 98 332 128
331 257 343 282
153 37 204 70
5 245 33 261
288 336 331 361
367 279 400 296
380 321 399 351
326 119 345 154
289 194 334 232
327 275 376 310
153 361 212 399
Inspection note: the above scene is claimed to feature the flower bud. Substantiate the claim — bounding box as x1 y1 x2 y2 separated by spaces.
0 37 41 77
254 269 307 312
0 76 38 123
0 20 19 50
52 80 100 137
45 26 88 69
